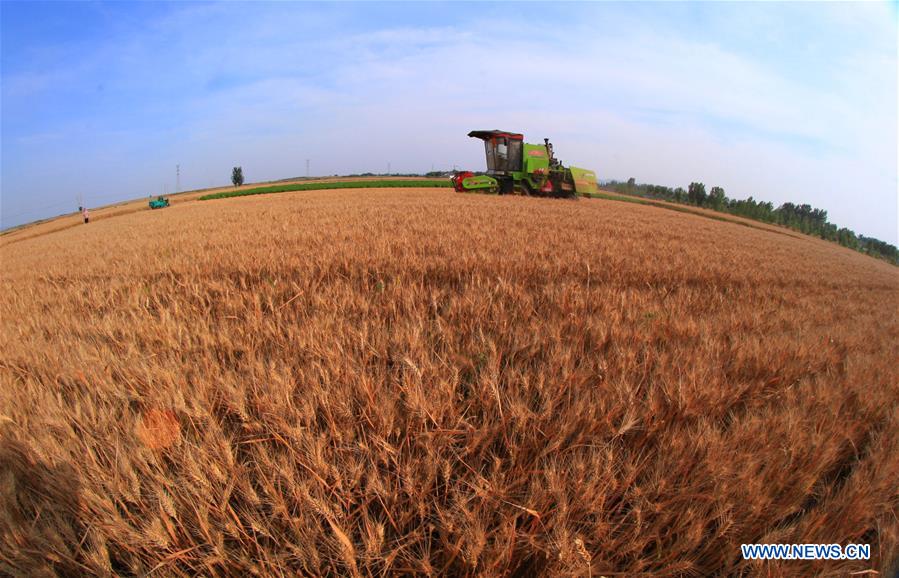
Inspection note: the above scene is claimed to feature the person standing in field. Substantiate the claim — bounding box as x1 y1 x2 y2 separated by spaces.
82 206 90 224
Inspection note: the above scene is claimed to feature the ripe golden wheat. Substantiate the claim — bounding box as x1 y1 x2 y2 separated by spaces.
1 188 897 576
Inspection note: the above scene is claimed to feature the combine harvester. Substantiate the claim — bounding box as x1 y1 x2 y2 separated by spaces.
452 130 597 198
149 196 170 209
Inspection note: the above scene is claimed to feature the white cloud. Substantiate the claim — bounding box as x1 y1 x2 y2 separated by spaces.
2 3 896 242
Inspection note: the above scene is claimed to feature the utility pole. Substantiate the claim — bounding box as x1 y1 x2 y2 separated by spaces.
176 164 180 193
306 159 310 178
387 161 391 175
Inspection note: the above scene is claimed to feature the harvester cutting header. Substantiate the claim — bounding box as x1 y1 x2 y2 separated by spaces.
452 130 597 198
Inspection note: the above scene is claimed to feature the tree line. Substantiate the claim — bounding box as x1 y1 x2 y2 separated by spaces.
608 178 898 265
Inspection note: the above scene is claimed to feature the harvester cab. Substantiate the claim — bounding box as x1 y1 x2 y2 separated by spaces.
470 130 524 177
452 130 597 198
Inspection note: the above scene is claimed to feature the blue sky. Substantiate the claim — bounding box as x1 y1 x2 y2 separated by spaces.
2 1 897 243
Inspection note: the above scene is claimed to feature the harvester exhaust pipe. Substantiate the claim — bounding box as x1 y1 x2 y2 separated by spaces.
544 138 557 166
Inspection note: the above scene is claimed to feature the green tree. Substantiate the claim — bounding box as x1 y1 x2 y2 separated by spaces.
687 182 707 206
232 166 244 187
708 186 727 210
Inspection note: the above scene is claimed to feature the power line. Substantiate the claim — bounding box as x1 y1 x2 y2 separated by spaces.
4 185 172 224
2 199 76 220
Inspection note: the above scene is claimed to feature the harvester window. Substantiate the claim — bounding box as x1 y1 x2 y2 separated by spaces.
493 138 510 171
484 141 496 171
508 139 522 171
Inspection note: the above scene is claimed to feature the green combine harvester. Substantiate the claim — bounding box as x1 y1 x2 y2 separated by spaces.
149 196 170 209
451 130 597 198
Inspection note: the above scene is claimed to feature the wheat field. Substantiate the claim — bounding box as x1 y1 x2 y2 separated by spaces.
1 187 897 576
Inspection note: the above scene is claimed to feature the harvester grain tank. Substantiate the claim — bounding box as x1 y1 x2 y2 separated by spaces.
451 130 597 198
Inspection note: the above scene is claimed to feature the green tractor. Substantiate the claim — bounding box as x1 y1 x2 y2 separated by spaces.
149 196 170 209
451 130 597 198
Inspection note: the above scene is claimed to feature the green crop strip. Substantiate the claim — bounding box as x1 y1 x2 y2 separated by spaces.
199 179 452 200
